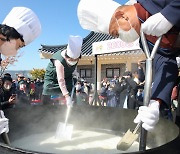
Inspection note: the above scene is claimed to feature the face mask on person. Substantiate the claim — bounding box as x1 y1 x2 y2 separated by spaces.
3 84 11 91
76 84 81 91
20 84 26 91
66 60 78 66
116 18 139 43
103 82 106 86
0 39 17 56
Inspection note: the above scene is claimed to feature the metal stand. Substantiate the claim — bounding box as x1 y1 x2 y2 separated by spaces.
89 55 101 106
139 30 162 151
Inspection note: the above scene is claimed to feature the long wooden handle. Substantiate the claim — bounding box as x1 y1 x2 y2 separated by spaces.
133 122 141 134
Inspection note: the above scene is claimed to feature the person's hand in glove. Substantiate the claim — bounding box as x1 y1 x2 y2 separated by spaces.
134 100 160 131
0 110 9 134
65 95 73 107
141 13 173 37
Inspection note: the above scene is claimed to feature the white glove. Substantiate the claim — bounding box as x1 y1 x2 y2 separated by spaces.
0 110 9 134
142 13 173 37
65 96 73 107
134 100 160 131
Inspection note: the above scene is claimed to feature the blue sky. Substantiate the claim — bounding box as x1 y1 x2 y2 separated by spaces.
0 0 128 71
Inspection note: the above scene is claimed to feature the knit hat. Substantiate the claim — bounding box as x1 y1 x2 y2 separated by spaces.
3 7 41 45
77 0 121 34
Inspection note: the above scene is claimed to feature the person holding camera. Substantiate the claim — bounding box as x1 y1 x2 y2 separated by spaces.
0 76 16 110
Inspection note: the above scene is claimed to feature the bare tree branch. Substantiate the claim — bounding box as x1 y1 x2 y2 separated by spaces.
0 51 24 77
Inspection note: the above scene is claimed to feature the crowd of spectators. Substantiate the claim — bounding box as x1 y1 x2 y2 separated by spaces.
71 63 145 108
97 62 145 109
0 73 44 109
1 62 179 119
99 71 145 109
0 64 145 108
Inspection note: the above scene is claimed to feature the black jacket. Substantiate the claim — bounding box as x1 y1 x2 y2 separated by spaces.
114 78 138 109
0 88 14 110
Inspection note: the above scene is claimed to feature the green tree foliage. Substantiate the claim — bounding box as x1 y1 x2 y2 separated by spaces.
29 68 45 80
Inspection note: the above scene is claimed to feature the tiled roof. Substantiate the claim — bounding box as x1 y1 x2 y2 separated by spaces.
98 49 144 56
39 32 114 56
39 31 144 57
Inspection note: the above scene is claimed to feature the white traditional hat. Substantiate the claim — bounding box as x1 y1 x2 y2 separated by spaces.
67 35 83 59
2 7 41 45
77 0 121 34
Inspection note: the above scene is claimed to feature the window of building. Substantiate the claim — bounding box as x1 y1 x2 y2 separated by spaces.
106 68 120 78
80 69 92 78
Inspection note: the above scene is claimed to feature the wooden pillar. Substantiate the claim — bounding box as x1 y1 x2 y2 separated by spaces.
126 60 132 71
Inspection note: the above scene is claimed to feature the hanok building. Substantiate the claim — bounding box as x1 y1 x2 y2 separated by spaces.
39 32 145 90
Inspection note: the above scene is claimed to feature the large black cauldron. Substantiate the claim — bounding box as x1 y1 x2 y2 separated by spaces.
0 105 179 154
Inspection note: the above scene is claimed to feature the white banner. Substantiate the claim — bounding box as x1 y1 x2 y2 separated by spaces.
92 38 141 55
